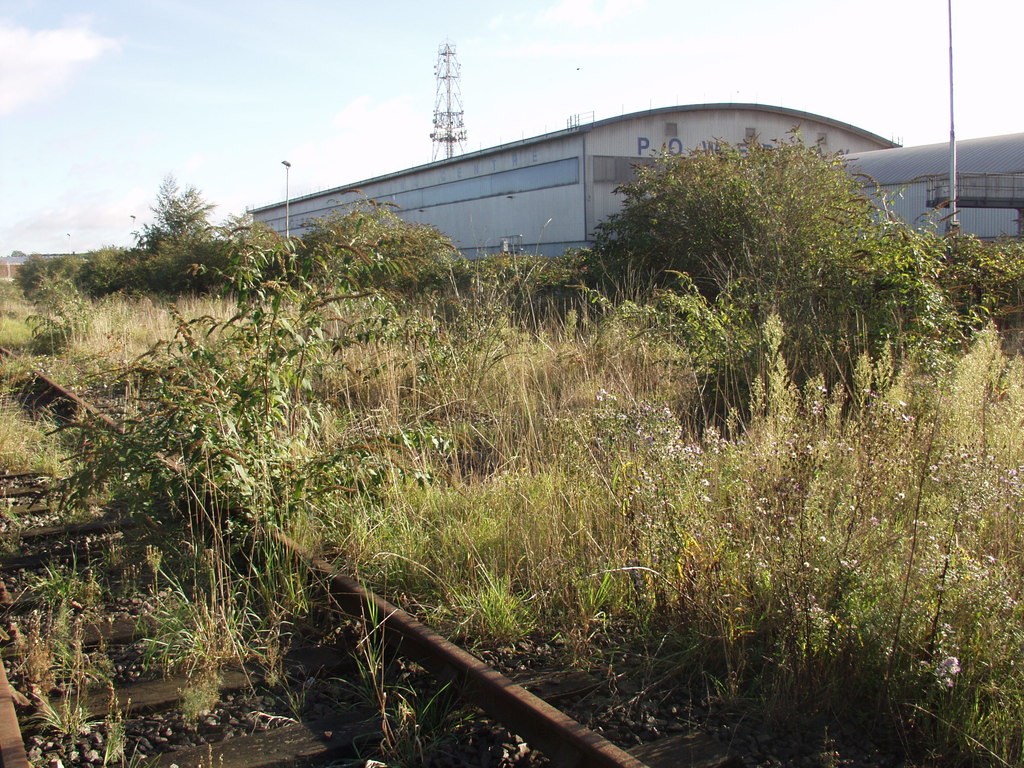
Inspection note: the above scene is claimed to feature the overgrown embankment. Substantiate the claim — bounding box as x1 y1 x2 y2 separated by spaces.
4 142 1024 765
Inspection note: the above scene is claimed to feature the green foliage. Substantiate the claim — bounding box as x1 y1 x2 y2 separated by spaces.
72 241 232 296
0 282 34 349
592 137 872 296
585 139 986 404
68 243 339 522
138 174 216 253
61 217 433 538
943 234 1024 328
580 327 1024 762
28 274 93 353
14 253 84 297
445 252 587 321
297 200 456 293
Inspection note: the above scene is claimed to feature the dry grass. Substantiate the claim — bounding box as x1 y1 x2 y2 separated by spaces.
318 308 1024 763
8 285 1023 764
0 396 67 475
66 294 235 362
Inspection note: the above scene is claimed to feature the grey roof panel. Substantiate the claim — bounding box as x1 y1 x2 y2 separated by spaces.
846 133 1024 185
252 104 898 213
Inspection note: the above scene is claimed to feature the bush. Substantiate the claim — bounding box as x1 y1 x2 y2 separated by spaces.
943 234 1024 330
27 275 92 354
592 137 873 297
15 254 84 298
298 202 456 293
585 139 982 400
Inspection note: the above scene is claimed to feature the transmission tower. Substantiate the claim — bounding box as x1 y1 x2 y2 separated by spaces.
430 42 467 161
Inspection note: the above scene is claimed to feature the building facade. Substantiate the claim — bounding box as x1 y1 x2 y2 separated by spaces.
845 133 1024 239
250 104 897 257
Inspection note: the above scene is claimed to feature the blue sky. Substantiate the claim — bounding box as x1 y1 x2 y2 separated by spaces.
1 0 1020 255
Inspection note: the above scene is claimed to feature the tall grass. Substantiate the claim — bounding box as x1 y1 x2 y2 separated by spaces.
318 303 1024 763
0 396 67 474
11 272 1023 764
0 282 33 349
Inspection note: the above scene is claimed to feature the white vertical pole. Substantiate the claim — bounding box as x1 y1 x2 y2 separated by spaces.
947 0 958 232
282 160 292 239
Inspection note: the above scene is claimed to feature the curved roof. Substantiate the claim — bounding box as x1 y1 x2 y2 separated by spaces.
251 104 896 212
845 133 1024 185
582 103 898 149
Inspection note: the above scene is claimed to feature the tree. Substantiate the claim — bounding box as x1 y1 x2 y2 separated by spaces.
139 174 216 252
592 137 875 299
589 137 964 383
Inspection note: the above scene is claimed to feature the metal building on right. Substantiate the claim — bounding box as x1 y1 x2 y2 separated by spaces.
845 133 1024 239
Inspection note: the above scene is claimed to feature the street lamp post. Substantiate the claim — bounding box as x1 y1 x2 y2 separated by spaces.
947 0 959 233
281 160 292 239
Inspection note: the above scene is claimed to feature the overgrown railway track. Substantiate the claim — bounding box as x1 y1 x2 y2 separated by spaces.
0 348 741 768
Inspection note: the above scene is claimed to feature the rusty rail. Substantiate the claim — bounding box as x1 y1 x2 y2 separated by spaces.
278 533 648 768
0 655 29 768
0 348 651 768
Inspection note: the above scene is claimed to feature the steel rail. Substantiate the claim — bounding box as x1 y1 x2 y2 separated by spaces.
0 348 650 768
278 533 648 768
0 656 29 768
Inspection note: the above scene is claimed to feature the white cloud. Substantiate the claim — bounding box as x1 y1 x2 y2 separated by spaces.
212 95 434 219
294 96 432 191
536 0 646 27
0 21 119 115
1 186 151 255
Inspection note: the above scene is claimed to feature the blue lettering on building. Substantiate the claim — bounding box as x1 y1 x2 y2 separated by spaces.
639 136 686 155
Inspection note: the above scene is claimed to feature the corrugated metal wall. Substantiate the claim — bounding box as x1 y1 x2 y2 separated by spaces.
876 182 1020 237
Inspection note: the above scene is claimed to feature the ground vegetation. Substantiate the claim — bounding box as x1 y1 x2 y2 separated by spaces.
3 143 1024 765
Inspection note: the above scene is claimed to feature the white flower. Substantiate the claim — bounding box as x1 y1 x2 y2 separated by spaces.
936 656 961 689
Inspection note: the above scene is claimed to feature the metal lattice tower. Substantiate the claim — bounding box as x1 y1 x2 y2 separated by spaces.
430 42 467 161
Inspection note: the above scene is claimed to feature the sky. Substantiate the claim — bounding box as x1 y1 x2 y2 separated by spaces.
1 0 1021 255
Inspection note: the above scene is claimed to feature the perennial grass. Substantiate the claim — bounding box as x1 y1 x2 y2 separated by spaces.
8 286 1024 764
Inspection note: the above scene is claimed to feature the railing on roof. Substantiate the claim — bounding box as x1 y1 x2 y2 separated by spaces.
927 172 1024 209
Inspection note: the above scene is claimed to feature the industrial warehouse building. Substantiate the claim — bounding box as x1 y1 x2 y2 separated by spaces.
250 104 1022 255
846 133 1024 238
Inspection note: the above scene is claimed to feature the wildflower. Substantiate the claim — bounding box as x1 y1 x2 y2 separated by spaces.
936 656 961 690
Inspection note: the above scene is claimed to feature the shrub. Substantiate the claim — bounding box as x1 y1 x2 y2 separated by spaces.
586 138 975 401
298 201 456 293
27 275 92 354
15 254 84 297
